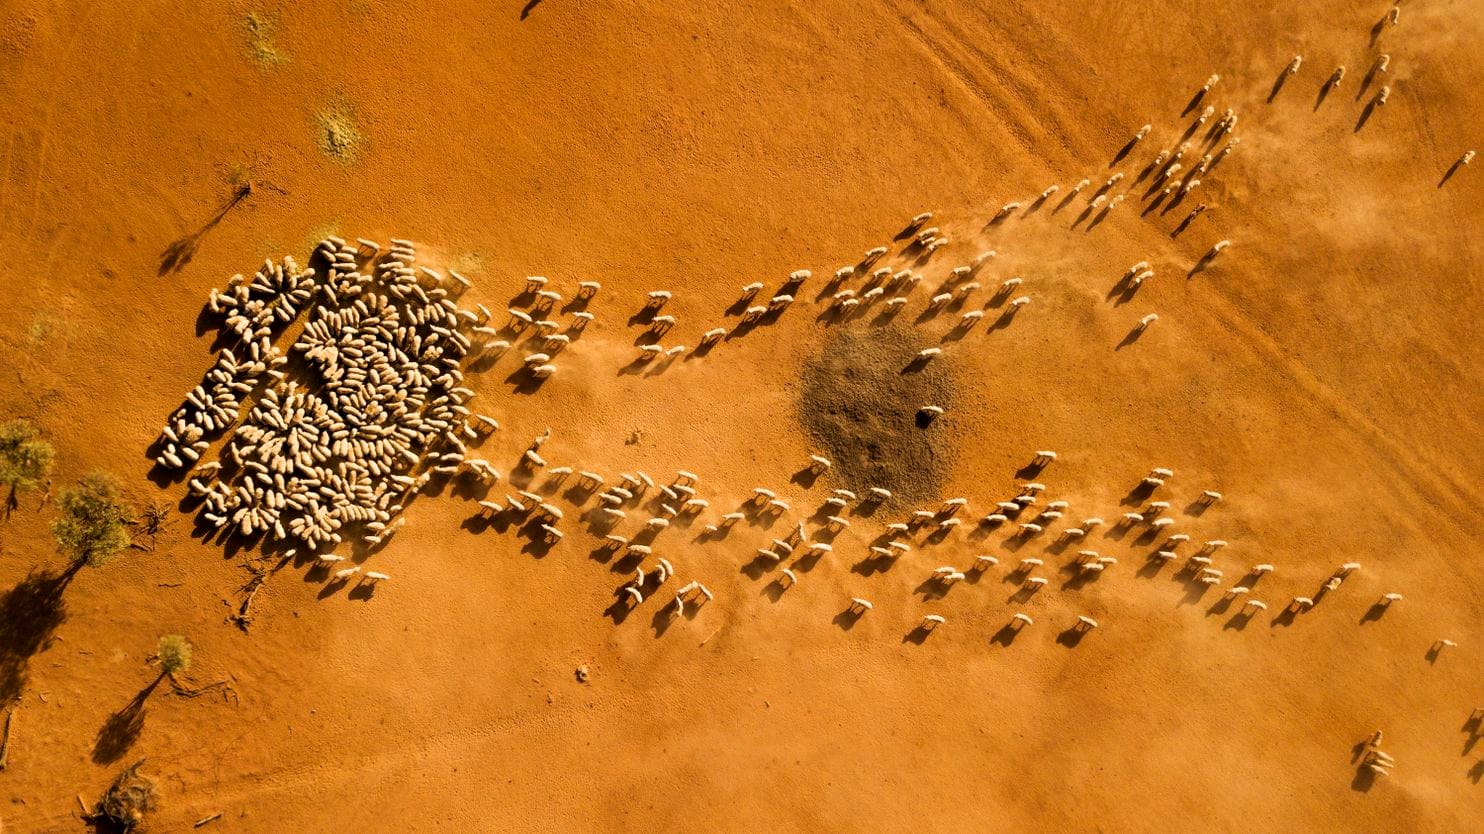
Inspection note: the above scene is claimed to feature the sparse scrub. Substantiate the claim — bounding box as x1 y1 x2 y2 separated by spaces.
51 471 132 568
316 98 364 163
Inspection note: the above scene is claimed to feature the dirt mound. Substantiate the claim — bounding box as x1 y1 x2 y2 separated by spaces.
797 323 956 507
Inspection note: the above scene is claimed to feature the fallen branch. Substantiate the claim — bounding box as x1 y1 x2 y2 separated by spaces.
194 812 224 828
168 673 238 703
0 708 14 771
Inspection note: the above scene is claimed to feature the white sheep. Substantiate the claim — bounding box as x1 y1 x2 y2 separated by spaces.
921 614 946 628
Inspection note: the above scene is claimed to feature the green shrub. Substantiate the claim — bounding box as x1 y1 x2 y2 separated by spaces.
52 472 132 567
156 635 192 676
0 418 55 499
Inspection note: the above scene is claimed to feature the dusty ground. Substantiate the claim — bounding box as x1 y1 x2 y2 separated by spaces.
1 0 1482 830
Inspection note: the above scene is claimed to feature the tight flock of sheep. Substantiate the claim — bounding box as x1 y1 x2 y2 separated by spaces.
157 237 503 565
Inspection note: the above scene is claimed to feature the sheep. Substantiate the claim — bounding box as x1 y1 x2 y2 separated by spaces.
921 614 946 629
1434 639 1458 652
764 499 790 513
1040 184 1060 200
1376 86 1391 106
1138 313 1158 330
1286 55 1302 75
974 555 1000 571
1327 66 1345 88
335 567 361 580
1208 240 1230 257
623 586 644 605
1242 599 1267 612
995 201 1022 220
1153 550 1178 562
1200 490 1222 504
1461 150 1476 166
809 454 832 472
1202 539 1228 552
1070 178 1091 195
317 554 346 565
1018 557 1044 570
740 282 764 298
1075 615 1099 631
1379 592 1403 606
849 597 873 613
364 571 390 583
1010 295 1031 308
1287 596 1314 612
1201 73 1220 92
1011 612 1034 628
646 290 672 307
788 269 812 284
524 449 547 468
1339 562 1361 576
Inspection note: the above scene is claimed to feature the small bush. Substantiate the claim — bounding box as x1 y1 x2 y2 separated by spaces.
52 471 132 567
156 635 192 676
0 418 55 497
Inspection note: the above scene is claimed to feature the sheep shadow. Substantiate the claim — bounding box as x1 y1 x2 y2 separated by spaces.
92 675 164 765
913 577 952 601
1313 81 1335 112
603 597 638 625
347 581 377 601
1205 595 1237 617
1354 100 1378 133
1468 760 1484 784
832 607 863 631
1055 627 1086 648
761 579 788 603
1136 557 1167 579
1222 610 1254 631
1359 602 1389 625
1176 582 1212 608
1350 764 1378 793
850 554 894 577
901 625 933 645
1270 608 1299 628
1267 69 1291 103
1439 160 1465 188
790 467 822 489
739 553 777 581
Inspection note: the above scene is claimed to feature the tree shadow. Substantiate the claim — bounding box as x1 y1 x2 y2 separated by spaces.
0 563 80 702
92 674 165 765
158 184 251 276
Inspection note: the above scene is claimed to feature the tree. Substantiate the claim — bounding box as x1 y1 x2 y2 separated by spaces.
51 471 132 568
155 635 192 678
0 418 55 515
